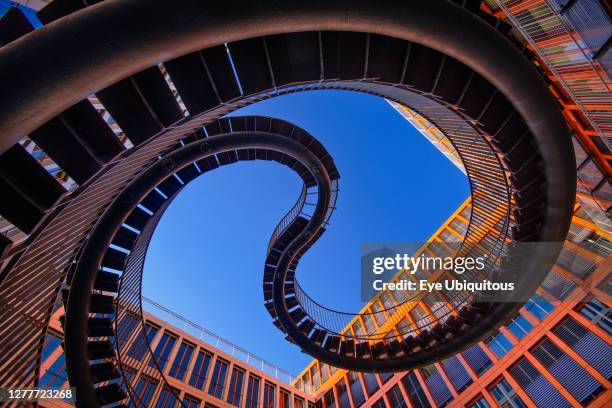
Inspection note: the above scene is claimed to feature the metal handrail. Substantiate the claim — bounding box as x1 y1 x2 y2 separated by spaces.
492 0 611 148
267 184 308 256
277 86 514 343
141 296 297 384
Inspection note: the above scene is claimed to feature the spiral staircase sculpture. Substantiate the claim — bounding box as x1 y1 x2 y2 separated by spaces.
0 0 576 406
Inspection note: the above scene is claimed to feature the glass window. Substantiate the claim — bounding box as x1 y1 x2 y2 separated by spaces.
263 383 276 408
347 372 365 407
396 317 412 337
183 394 200 408
380 372 393 383
227 367 245 407
489 379 526 408
593 180 611 209
371 398 387 408
578 297 612 334
294 397 304 408
568 226 612 257
246 375 261 408
39 353 67 388
149 332 177 369
189 349 212 390
352 321 365 337
552 317 612 380
41 333 62 364
128 323 159 360
310 366 320 390
507 315 533 340
555 248 597 279
462 344 492 375
572 137 588 167
208 359 229 399
363 372 379 396
370 301 387 325
441 356 472 392
303 373 311 394
439 229 460 243
336 379 350 408
117 312 140 341
380 292 395 309
450 219 467 236
280 390 291 408
425 293 452 321
362 313 376 333
323 390 335 408
386 384 407 408
531 339 603 404
460 206 471 221
155 387 179 408
168 341 194 380
122 368 136 388
429 242 451 259
486 333 513 358
321 364 330 382
509 358 570 408
541 270 577 300
469 397 490 408
410 305 432 330
524 294 554 320
401 372 431 408
577 159 604 191
129 376 158 408
420 365 453 407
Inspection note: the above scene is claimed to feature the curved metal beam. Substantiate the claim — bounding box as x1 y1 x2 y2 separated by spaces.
0 0 575 241
3 0 577 397
64 131 330 407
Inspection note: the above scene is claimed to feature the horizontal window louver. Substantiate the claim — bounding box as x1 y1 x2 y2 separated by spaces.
553 317 612 379
402 372 431 408
555 248 596 280
509 358 570 408
462 344 491 375
554 0 612 55
541 271 576 300
421 367 453 407
531 339 603 404
441 356 472 392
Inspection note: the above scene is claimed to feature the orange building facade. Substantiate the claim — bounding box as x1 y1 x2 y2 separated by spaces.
290 1 611 407
39 298 314 408
292 198 611 408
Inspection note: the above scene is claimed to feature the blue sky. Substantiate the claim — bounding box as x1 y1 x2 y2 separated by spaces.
142 90 468 374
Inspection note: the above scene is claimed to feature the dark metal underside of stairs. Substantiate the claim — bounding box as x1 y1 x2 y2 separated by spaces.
0 0 575 407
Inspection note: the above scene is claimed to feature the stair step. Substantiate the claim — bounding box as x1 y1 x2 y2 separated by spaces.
90 361 120 383
298 319 315 336
93 270 120 293
101 247 127 271
356 342 372 359
309 329 326 346
88 340 114 360
111 227 138 252
0 144 65 233
323 335 340 353
339 339 355 357
90 293 115 314
88 317 114 337
95 383 127 405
